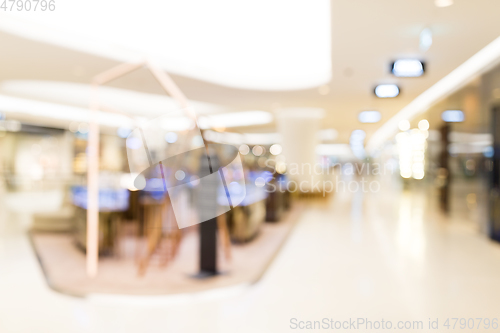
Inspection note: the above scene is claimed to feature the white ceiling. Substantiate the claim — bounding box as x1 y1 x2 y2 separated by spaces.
0 0 331 90
1 0 500 145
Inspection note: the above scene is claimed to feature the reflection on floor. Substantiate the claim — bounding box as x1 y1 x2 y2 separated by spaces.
1 178 500 333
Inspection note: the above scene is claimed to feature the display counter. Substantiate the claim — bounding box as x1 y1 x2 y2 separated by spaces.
71 186 129 255
223 184 267 242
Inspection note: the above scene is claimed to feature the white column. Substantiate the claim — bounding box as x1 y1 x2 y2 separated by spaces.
276 108 325 193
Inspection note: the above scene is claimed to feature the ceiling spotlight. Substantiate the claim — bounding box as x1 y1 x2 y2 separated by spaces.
442 110 464 123
358 111 381 123
435 0 453 7
374 84 400 98
398 120 411 131
391 59 425 77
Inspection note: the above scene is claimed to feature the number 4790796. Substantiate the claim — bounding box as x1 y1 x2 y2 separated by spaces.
443 318 498 330
1 0 55 11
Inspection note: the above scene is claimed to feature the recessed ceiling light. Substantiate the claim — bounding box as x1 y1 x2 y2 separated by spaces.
435 0 453 8
391 59 425 77
374 84 400 98
0 80 229 117
0 94 133 128
367 33 500 153
358 111 382 123
442 110 464 122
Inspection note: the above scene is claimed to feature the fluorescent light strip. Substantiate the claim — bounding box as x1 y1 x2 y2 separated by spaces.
200 111 273 129
0 94 133 128
204 131 280 145
367 35 500 153
0 80 228 117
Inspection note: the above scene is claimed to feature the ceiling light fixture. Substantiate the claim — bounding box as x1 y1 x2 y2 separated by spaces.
203 131 280 145
0 94 132 128
0 80 228 117
442 110 464 122
358 111 382 123
435 0 453 8
374 84 400 98
391 59 425 77
199 111 273 129
367 35 500 154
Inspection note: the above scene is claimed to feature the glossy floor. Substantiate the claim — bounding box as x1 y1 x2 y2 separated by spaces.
1 178 499 333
